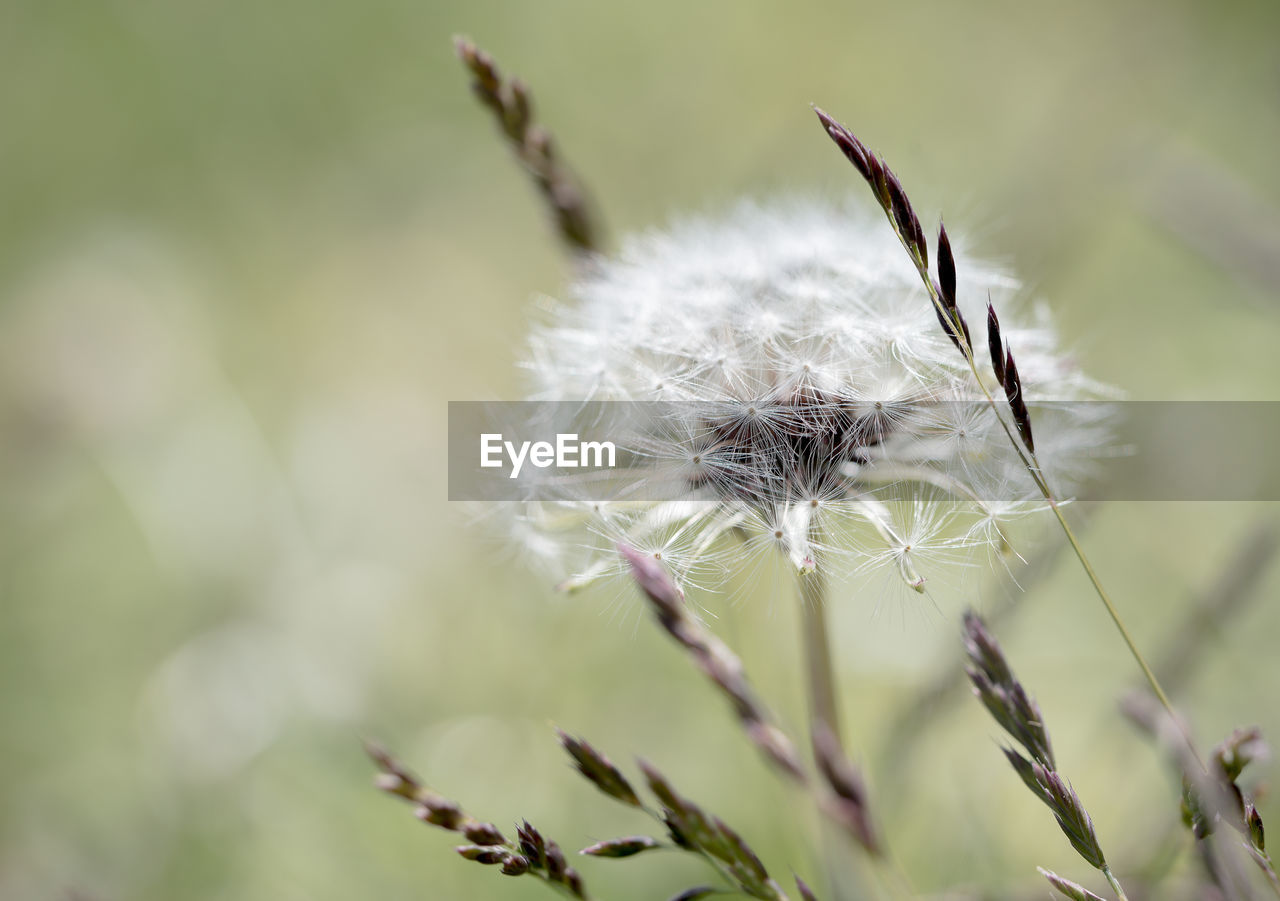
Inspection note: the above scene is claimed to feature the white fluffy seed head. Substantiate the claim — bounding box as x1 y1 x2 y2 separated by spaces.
508 197 1112 593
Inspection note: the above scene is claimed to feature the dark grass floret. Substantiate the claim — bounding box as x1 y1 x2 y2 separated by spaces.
454 37 602 253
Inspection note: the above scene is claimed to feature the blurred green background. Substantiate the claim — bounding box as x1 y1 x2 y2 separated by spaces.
3 1 1280 898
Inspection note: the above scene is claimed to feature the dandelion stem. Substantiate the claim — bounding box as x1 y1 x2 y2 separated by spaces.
797 556 859 901
796 549 912 901
798 564 842 754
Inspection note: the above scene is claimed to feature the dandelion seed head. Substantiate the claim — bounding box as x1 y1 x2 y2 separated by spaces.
513 197 1110 593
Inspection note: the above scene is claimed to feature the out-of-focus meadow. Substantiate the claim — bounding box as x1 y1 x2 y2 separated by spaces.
3 1 1280 898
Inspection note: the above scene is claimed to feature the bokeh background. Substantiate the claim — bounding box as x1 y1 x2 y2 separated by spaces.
3 1 1280 899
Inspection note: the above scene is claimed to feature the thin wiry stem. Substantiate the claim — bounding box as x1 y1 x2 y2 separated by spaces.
1103 865 1130 901
1044 500 1203 773
861 119 1280 891
813 108 1203 773
880 509 1093 790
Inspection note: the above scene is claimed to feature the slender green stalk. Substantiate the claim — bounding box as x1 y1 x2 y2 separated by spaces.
797 563 857 901
815 109 1280 900
798 564 842 754
815 110 1199 767
1103 865 1130 901
869 146 1203 774
1043 497 1204 773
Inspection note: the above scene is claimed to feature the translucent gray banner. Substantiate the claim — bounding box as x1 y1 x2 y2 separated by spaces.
447 401 1280 502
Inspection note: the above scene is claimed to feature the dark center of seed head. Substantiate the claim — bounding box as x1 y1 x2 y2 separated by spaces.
686 389 902 509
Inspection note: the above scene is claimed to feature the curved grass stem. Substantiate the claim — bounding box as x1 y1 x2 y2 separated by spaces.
1103 865 1131 901
1044 497 1206 774
894 197 1205 776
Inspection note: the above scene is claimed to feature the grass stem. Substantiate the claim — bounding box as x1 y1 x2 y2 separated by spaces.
860 126 1204 775
1103 866 1130 901
1044 497 1206 774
